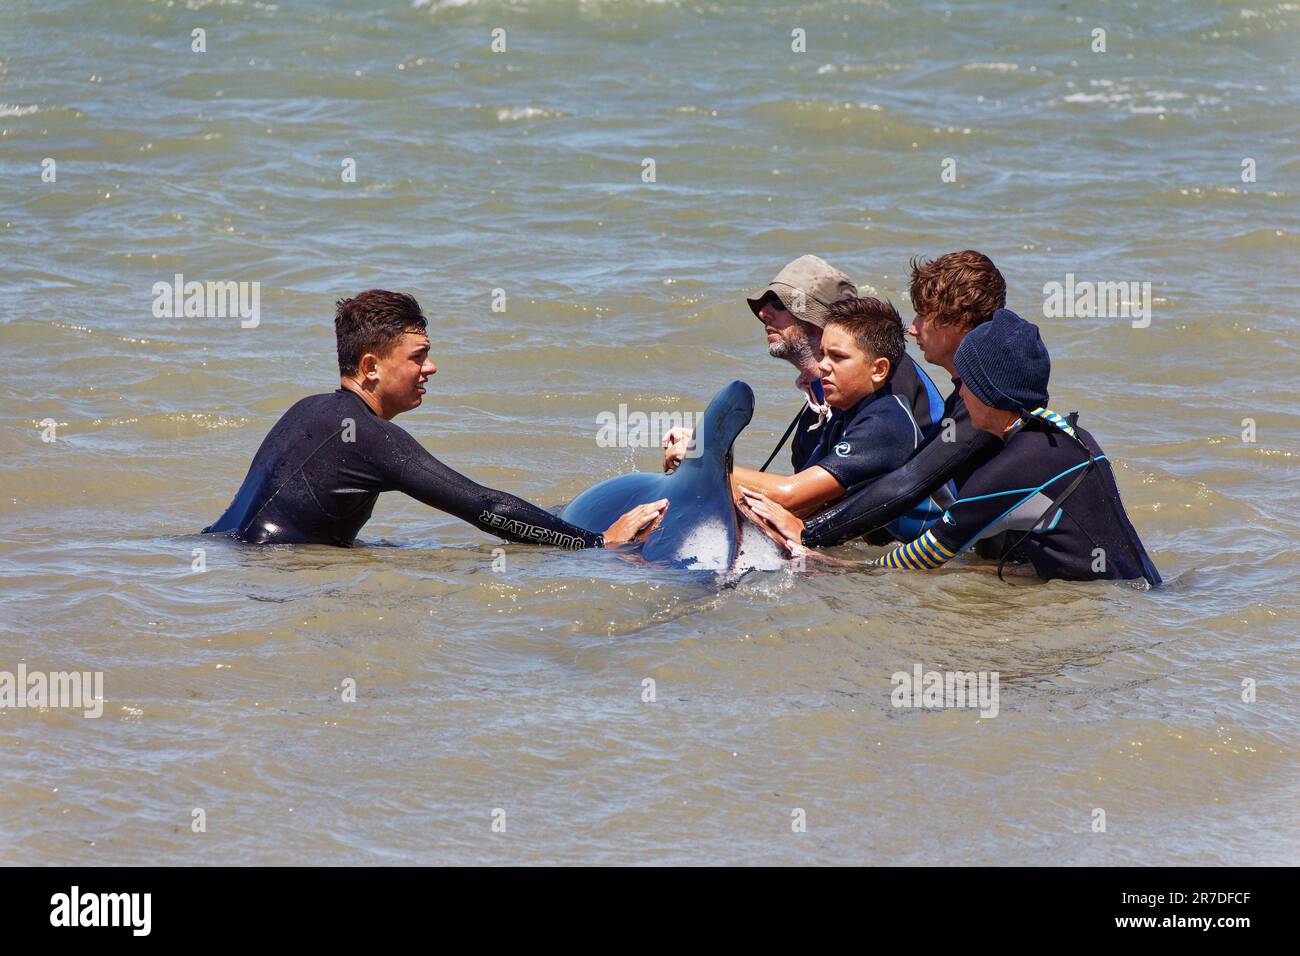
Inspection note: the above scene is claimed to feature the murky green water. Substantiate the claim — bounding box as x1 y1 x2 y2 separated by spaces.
1 0 1297 864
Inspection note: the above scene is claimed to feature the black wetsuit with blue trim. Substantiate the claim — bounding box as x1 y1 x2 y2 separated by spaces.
871 409 1161 584
203 389 604 548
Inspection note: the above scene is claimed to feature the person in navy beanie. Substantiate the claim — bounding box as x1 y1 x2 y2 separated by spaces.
863 307 1162 584
954 308 1051 415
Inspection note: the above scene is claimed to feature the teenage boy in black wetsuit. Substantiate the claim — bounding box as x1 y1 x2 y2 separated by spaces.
204 290 666 548
750 311 1161 584
731 297 923 517
738 250 1009 547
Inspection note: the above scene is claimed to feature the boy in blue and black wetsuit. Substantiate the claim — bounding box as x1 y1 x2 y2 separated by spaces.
871 311 1161 584
732 298 926 518
789 338 946 474
746 256 946 482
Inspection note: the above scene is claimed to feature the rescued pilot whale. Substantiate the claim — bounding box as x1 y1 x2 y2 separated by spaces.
563 380 784 571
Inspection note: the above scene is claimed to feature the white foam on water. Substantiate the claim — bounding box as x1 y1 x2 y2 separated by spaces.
495 107 562 122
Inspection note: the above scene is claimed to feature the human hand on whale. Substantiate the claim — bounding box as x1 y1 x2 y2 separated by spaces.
739 488 856 568
601 498 669 546
662 426 693 474
738 487 807 557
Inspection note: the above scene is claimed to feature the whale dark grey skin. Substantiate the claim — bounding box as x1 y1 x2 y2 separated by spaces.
563 381 782 571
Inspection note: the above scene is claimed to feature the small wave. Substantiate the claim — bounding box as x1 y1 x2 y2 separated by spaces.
1059 85 1219 114
495 106 563 123
1240 3 1300 17
963 62 1020 72
0 104 40 117
1218 228 1298 249
812 63 906 77
73 412 252 435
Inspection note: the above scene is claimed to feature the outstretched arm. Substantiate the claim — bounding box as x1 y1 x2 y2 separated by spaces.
740 488 953 571
802 426 998 546
867 529 957 569
744 488 959 571
395 446 663 548
731 464 844 517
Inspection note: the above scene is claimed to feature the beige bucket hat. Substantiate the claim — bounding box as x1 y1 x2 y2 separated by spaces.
746 254 858 328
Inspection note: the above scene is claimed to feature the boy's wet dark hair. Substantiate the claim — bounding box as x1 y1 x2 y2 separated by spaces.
334 290 428 376
909 250 1007 331
825 296 906 377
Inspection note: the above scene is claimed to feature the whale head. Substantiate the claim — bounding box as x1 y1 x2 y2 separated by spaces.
562 380 781 573
639 380 753 568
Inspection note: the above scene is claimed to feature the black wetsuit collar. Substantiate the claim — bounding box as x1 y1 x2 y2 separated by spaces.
336 386 381 418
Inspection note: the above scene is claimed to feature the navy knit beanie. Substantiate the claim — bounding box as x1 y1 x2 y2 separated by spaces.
954 308 1051 412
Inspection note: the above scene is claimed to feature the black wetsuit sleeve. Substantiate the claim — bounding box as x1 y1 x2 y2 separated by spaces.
391 433 604 550
802 422 999 547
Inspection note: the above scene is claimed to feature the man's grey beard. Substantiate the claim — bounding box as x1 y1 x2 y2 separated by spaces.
769 332 817 369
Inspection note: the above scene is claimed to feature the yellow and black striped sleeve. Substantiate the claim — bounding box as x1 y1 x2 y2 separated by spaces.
868 529 957 571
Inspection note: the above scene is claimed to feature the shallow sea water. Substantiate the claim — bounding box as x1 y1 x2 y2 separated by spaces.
0 0 1297 864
